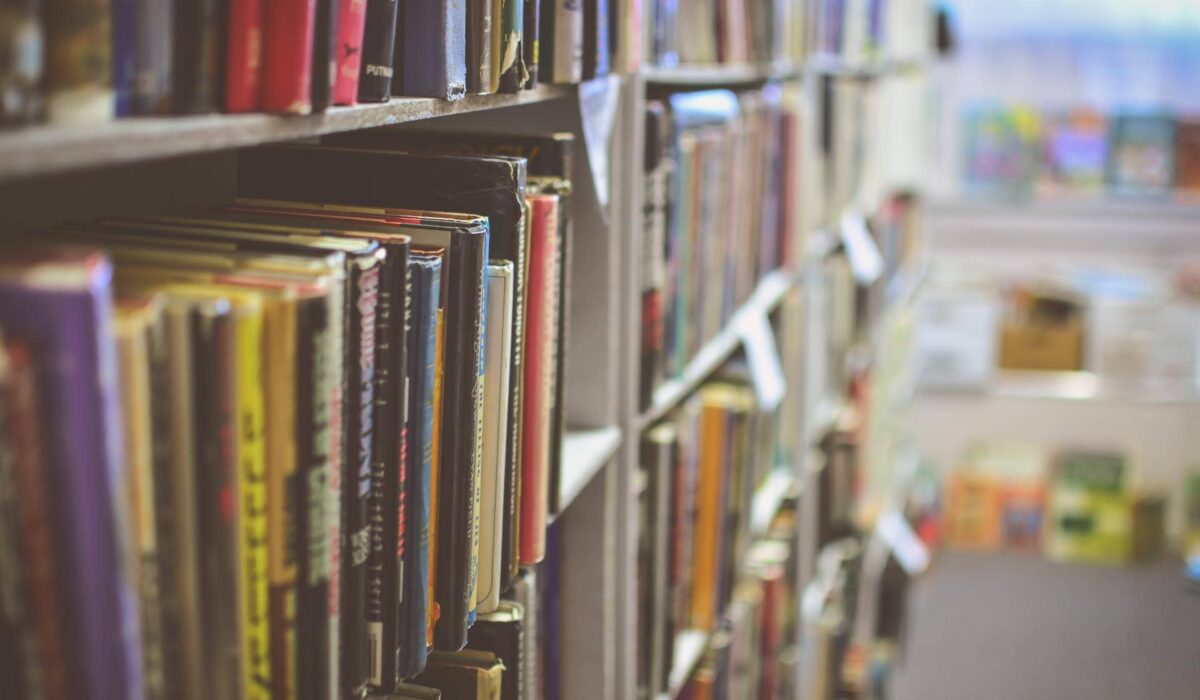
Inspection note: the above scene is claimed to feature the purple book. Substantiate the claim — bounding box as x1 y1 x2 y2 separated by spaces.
0 252 141 700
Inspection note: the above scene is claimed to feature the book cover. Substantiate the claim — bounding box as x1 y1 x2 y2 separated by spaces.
640 102 670 411
0 253 141 700
539 0 583 83
112 0 134 114
399 0 468 99
508 568 539 700
46 0 113 122
582 0 609 79
1174 118 1200 194
311 0 339 110
412 650 506 698
332 0 368 104
0 0 44 124
262 0 317 113
357 0 398 101
225 0 265 112
497 0 524 92
1108 113 1177 198
133 0 173 114
403 254 442 678
479 262 514 616
464 601 524 699
171 0 220 113
1039 109 1108 195
466 0 493 94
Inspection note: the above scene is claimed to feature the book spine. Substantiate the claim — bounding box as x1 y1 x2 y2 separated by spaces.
425 309 445 650
266 300 298 700
132 0 173 114
640 114 668 411
366 246 407 692
466 0 493 94
171 0 220 113
225 0 265 112
261 0 317 113
582 0 609 80
111 0 134 114
546 0 582 84
0 358 30 700
393 262 414 682
332 0 368 104
45 0 114 123
4 342 64 700
521 0 539 88
296 296 332 700
497 0 523 92
0 0 44 125
357 0 398 101
342 261 379 696
311 0 339 111
399 0 468 100
236 308 272 699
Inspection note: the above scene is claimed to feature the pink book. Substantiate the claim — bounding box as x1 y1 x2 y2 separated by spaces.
333 0 369 105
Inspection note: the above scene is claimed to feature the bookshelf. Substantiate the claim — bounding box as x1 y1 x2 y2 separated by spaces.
0 1 938 699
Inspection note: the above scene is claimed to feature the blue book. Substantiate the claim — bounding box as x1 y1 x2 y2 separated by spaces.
401 0 468 99
112 0 136 115
401 254 442 677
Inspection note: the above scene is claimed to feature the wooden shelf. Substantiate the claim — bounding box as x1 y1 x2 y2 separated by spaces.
643 61 802 86
0 85 572 183
639 270 798 430
554 426 623 518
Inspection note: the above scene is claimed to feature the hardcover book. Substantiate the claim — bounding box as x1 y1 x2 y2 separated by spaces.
46 0 114 122
358 0 399 100
171 0 220 113
399 0 468 99
261 0 317 113
225 0 265 112
311 0 339 110
1108 113 1177 198
466 0 494 94
539 0 583 84
333 0 368 104
479 262 514 616
133 0 173 114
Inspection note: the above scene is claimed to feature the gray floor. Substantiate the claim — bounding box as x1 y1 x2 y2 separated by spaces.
891 550 1200 700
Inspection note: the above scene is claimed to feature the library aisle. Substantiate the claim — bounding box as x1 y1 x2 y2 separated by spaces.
893 551 1200 700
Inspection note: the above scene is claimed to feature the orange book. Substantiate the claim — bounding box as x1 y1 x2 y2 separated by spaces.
944 471 1005 550
690 397 728 631
518 194 561 565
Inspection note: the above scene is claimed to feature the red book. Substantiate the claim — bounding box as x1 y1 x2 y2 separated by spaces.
333 0 369 105
225 0 266 111
261 0 318 113
518 194 561 565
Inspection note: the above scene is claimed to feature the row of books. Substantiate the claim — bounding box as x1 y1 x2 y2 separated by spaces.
963 108 1200 200
0 133 579 700
644 0 809 69
638 373 794 698
0 0 617 127
639 86 801 409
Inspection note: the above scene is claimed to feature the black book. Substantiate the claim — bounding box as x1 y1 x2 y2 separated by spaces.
359 0 400 101
464 602 524 700
190 300 238 700
134 0 173 113
582 0 609 80
172 0 221 113
466 0 493 93
311 0 340 111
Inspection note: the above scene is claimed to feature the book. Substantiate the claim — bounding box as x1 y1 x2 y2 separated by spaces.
358 0 399 101
0 252 141 700
582 0 609 80
1174 118 1200 194
1108 113 1177 197
261 0 316 113
112 0 134 115
0 0 43 124
332 0 368 104
226 0 266 112
479 262 514 616
311 0 339 110
519 192 561 565
466 0 493 94
403 254 442 679
394 682 444 699
539 0 583 84
412 650 506 699
114 298 168 700
0 337 29 700
507 568 539 700
522 0 540 88
172 0 220 113
399 0 468 100
497 0 524 92
464 601 524 699
638 423 676 696
1039 109 1108 195
46 0 113 122
640 101 670 411
132 0 173 114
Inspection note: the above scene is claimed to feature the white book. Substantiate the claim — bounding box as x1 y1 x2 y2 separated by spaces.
477 262 514 615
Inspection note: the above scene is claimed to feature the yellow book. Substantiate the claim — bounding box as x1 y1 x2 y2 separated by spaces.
690 397 728 631
428 309 446 647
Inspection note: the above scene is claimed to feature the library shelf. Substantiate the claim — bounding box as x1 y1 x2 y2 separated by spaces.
643 61 802 86
920 370 1200 405
638 269 799 431
555 426 624 518
0 84 572 183
808 55 928 80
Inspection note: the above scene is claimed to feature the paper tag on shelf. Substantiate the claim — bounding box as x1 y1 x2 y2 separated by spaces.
839 210 884 286
578 74 620 208
877 509 930 576
738 310 786 411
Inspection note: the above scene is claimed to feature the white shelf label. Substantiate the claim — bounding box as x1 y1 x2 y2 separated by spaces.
839 210 884 286
738 310 786 411
877 509 930 576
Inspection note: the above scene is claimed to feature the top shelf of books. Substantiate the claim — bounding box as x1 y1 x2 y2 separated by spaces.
0 86 572 184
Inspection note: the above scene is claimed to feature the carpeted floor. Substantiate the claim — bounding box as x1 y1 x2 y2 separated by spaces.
890 550 1200 700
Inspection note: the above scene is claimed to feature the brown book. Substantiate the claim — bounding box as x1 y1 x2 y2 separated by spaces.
1175 118 1200 194
413 650 505 700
